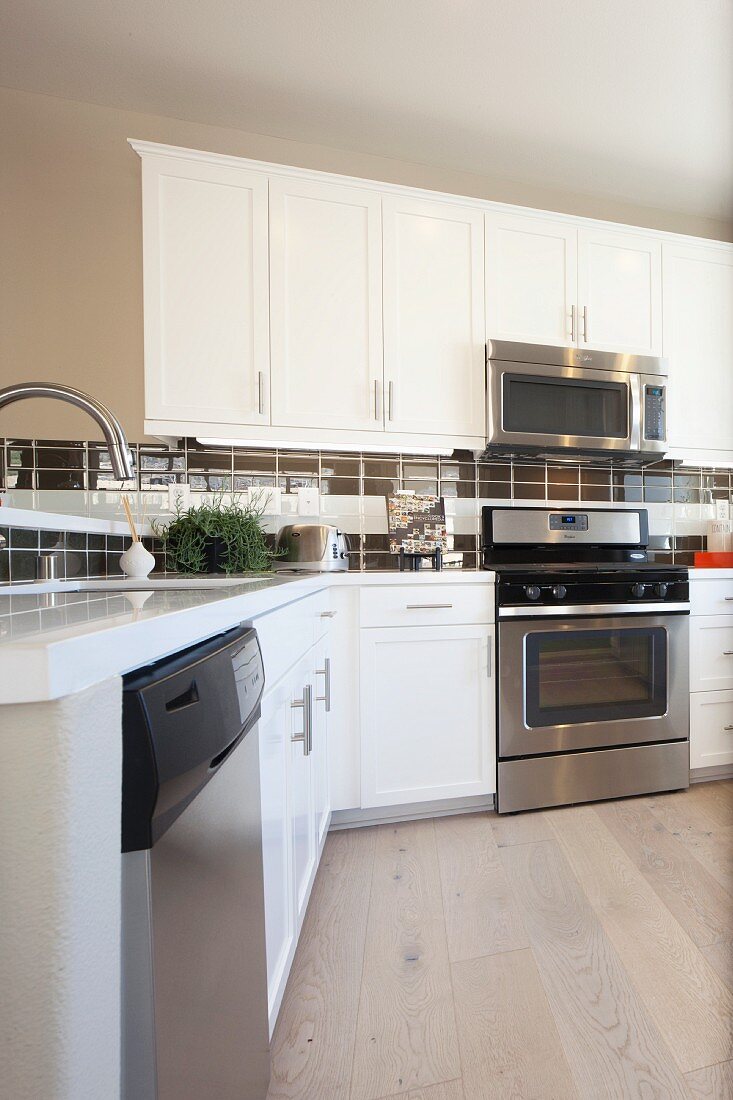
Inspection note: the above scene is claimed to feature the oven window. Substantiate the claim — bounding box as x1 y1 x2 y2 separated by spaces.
503 374 629 439
525 627 667 729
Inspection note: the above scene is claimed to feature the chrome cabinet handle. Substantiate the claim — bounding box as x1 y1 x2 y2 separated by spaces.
487 635 492 679
724 725 733 731
388 381 394 421
570 304 576 342
723 651 733 656
582 306 589 343
374 379 380 421
316 657 331 712
320 610 337 618
257 371 265 414
725 597 733 601
291 683 312 755
405 602 453 610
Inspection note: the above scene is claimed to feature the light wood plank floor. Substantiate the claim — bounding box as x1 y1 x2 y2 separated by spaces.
267 783 733 1100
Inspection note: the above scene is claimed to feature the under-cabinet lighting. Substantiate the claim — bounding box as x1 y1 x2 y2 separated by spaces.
197 437 454 456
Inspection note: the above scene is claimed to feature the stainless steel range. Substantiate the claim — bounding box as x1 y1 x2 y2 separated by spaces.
482 506 690 814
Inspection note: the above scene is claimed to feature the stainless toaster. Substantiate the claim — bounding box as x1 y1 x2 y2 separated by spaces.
276 524 349 571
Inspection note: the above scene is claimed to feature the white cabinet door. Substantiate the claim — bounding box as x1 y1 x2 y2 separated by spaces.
690 617 733 693
690 691 733 770
383 196 485 439
485 212 577 346
258 678 295 1028
141 153 270 425
288 652 316 924
269 176 383 431
663 242 733 459
312 636 331 852
360 624 495 807
577 228 662 354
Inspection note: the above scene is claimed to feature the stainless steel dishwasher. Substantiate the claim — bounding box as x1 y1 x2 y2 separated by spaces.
120 625 269 1100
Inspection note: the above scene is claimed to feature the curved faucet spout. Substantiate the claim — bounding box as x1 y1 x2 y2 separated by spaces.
0 382 135 481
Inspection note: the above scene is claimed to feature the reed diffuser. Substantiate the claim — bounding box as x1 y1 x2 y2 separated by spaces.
119 494 155 578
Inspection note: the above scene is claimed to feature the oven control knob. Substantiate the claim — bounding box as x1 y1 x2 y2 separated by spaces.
631 582 647 598
524 585 542 601
551 584 567 600
654 582 669 598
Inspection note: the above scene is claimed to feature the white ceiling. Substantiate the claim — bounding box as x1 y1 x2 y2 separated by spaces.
2 0 732 223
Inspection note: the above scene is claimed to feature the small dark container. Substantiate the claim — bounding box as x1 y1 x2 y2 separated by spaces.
202 537 229 573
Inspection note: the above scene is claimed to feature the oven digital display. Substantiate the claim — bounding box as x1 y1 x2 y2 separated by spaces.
549 513 588 531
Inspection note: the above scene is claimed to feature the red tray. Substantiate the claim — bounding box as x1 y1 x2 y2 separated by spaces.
694 551 733 568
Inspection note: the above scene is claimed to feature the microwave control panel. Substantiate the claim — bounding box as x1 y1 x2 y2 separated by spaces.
644 384 666 441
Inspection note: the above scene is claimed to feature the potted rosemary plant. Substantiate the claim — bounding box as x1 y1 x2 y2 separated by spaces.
155 492 280 575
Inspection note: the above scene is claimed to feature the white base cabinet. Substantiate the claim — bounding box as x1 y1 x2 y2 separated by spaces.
257 595 333 1034
690 691 733 770
689 577 733 777
360 623 495 808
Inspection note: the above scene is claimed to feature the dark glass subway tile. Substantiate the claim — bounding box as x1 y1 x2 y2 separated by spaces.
10 527 38 549
277 453 319 475
403 459 438 480
513 464 545 484
39 530 64 550
321 477 360 496
478 462 511 484
37 469 86 490
319 455 360 477
363 458 400 479
36 447 86 469
580 468 612 487
233 452 277 474
9 551 36 581
480 481 511 500
440 480 476 499
514 482 545 500
363 478 400 496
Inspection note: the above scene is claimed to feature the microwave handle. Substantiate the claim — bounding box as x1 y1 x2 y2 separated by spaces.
629 373 642 451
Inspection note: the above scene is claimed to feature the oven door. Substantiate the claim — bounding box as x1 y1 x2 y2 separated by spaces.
498 613 689 758
487 360 641 454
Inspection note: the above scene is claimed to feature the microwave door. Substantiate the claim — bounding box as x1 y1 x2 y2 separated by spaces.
487 361 638 453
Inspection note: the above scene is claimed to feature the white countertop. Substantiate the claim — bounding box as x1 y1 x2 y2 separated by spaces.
690 568 733 579
0 569 495 704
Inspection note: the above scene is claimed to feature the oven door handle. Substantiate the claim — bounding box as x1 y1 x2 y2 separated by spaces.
499 602 690 619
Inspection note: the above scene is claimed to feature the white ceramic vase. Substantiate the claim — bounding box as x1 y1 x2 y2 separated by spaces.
119 540 155 578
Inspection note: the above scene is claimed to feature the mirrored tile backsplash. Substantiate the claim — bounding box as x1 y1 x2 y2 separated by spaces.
1 437 729 576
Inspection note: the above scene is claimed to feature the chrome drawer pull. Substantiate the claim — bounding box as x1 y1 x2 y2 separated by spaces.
724 725 733 732
723 651 733 656
405 603 453 610
725 597 733 601
320 610 337 618
291 684 313 756
315 657 331 712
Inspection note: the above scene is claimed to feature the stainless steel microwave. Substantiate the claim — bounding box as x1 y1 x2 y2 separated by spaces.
482 341 668 465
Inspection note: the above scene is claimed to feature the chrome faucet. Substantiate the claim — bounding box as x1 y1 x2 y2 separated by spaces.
0 382 135 480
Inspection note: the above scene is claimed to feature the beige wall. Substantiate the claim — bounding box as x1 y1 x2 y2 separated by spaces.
2 85 731 443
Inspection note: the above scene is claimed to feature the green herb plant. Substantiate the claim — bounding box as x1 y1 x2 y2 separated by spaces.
154 491 281 575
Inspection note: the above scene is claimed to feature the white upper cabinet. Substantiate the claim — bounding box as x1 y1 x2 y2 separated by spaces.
269 177 383 431
663 241 733 460
140 153 270 426
576 228 662 355
382 196 486 439
485 212 577 346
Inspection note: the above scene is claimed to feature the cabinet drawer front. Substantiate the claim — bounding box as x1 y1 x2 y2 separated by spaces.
691 691 733 770
691 617 733 692
359 584 494 627
690 579 733 616
255 589 330 692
